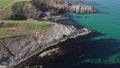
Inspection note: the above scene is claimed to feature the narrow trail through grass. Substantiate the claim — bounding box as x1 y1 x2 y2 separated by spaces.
0 0 31 12
0 0 15 12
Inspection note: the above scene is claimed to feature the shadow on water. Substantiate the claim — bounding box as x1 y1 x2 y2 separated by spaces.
23 13 120 68
55 14 84 28
23 11 120 68
44 31 120 68
43 15 120 68
42 1 120 68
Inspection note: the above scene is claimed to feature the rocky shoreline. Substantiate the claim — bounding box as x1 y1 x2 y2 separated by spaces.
0 22 92 67
59 4 98 14
11 1 98 20
0 0 98 68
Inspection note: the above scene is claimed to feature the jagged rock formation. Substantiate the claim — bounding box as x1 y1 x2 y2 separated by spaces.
22 2 41 19
12 1 98 20
0 23 91 67
0 0 98 67
61 4 98 13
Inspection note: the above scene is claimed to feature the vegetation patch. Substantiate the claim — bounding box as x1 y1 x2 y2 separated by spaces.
0 20 54 39
0 0 31 19
55 0 65 3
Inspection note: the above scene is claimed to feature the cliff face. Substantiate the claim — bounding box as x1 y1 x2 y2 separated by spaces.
12 1 98 20
0 23 91 67
0 0 98 67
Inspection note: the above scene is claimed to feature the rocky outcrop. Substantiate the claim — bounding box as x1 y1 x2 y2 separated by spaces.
11 1 98 20
22 2 41 19
0 23 91 67
0 0 98 67
60 4 98 13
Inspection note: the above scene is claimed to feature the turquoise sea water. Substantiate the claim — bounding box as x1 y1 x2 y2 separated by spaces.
71 0 120 40
47 0 120 68
70 0 120 65
44 0 120 68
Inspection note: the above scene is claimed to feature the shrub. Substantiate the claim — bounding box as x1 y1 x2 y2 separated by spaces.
12 2 23 14
11 2 26 20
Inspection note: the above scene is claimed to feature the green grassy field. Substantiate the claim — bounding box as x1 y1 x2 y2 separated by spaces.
0 0 31 19
0 0 14 10
0 0 55 39
0 0 32 10
0 20 54 39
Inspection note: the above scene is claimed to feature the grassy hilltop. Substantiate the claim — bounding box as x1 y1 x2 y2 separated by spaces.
0 0 54 39
0 0 32 19
0 0 67 19
0 0 79 39
0 20 54 39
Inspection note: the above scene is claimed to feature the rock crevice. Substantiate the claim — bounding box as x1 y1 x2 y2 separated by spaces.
0 23 91 67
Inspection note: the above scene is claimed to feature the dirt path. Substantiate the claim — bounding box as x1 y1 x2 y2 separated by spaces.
0 0 17 12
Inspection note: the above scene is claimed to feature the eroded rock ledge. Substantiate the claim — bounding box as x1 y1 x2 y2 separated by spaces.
12 1 98 20
60 4 98 13
0 23 91 67
0 0 98 67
